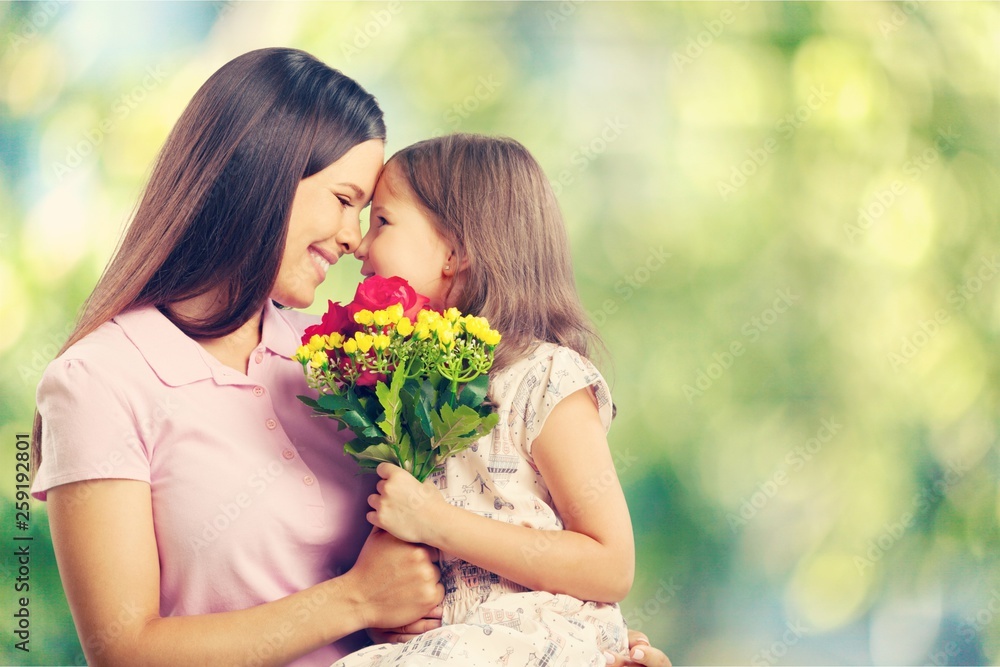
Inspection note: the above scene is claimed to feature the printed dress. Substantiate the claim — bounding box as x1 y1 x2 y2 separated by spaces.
333 343 627 667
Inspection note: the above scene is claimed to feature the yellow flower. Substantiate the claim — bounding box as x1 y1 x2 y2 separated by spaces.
386 304 404 323
354 309 374 326
310 351 328 368
444 307 461 322
481 329 501 346
417 310 440 326
326 332 344 348
373 334 391 351
396 317 414 337
354 332 374 353
373 309 390 327
438 328 454 348
295 345 312 363
308 335 325 352
343 338 359 354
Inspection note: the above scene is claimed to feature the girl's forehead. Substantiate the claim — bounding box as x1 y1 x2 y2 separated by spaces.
374 160 408 201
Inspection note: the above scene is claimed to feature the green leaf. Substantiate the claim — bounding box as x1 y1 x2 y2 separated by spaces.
430 403 491 455
437 377 458 411
317 393 355 413
297 395 322 410
457 374 490 408
375 367 406 444
343 441 400 467
396 431 412 467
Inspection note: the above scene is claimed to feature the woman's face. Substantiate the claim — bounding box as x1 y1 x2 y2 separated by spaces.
272 139 385 308
355 161 455 310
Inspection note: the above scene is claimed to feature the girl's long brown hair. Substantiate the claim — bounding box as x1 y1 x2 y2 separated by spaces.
388 133 602 373
32 48 385 472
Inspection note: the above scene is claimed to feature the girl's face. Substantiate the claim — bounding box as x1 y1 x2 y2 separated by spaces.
356 162 455 309
272 139 385 308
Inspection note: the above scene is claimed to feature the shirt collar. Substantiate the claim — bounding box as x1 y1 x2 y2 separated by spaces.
260 300 299 360
114 301 298 387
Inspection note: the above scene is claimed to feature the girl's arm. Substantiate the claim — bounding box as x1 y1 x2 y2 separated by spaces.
48 478 443 667
368 386 635 603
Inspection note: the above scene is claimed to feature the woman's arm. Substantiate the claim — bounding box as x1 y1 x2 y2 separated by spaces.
48 479 443 667
368 386 635 603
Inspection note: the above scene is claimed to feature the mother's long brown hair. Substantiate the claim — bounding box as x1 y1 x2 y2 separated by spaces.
388 134 602 373
31 47 385 470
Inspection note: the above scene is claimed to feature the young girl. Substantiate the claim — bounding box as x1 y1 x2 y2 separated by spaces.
340 133 636 666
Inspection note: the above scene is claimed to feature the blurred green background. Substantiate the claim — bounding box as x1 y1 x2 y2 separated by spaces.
2 1 999 664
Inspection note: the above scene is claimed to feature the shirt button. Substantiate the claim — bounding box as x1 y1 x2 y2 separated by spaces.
282 449 295 460
252 386 265 397
303 475 315 486
255 352 264 364
265 418 277 430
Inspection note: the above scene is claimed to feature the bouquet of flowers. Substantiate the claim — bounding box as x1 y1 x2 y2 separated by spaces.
295 276 501 481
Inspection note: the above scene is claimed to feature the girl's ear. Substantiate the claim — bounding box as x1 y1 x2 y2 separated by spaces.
443 248 469 277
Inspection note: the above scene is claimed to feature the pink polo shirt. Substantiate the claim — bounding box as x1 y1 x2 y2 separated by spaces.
32 302 376 665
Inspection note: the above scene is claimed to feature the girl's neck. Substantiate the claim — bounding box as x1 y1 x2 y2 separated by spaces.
169 291 263 375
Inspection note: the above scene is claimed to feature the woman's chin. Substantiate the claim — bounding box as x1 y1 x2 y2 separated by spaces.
270 291 313 310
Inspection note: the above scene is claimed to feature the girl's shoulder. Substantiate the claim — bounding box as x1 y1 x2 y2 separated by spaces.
500 341 604 384
493 342 613 426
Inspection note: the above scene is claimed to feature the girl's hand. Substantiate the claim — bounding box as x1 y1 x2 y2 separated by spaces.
604 631 672 667
367 462 449 544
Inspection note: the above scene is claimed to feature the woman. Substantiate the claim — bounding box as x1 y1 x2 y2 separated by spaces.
31 47 665 666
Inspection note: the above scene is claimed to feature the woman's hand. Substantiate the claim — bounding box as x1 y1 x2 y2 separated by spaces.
344 526 444 630
366 606 444 644
604 630 672 667
366 462 449 544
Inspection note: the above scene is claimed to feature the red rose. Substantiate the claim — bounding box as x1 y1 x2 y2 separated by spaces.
302 300 354 344
348 275 431 321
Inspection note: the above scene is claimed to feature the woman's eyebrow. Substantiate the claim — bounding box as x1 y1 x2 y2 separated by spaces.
335 182 365 201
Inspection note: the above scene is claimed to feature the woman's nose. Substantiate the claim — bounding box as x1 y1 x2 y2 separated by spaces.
336 212 362 254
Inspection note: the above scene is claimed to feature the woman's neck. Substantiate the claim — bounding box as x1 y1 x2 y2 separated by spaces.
169 291 263 375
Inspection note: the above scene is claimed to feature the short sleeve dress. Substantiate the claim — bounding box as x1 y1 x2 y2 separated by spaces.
334 342 628 667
